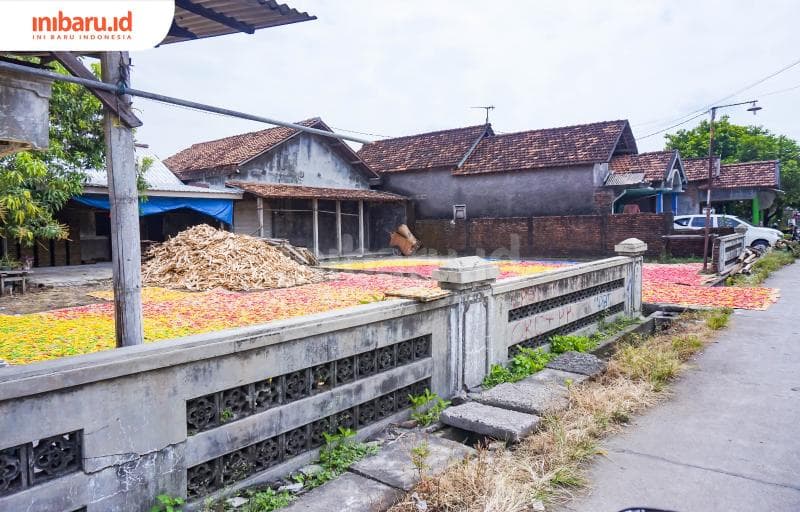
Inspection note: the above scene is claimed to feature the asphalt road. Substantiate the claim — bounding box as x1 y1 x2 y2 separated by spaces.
561 262 800 512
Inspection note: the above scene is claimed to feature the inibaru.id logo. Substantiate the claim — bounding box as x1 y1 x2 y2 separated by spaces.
32 10 133 40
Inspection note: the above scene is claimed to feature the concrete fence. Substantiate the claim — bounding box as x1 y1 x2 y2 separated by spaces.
0 241 646 511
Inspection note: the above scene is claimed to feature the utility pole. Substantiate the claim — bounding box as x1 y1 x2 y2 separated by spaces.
101 51 144 346
701 107 717 273
701 99 762 272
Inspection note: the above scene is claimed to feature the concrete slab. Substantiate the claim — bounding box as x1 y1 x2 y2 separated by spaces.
281 472 402 512
546 351 607 377
524 368 588 386
350 432 474 491
28 262 112 287
474 380 569 416
440 402 541 442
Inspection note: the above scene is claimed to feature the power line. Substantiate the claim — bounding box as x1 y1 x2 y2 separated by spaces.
759 82 800 98
633 56 800 132
329 126 395 139
637 111 708 140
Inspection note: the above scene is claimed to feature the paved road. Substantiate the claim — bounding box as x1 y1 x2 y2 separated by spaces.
562 262 800 512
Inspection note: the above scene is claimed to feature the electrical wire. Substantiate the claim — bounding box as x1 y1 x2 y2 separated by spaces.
637 111 708 140
633 56 800 132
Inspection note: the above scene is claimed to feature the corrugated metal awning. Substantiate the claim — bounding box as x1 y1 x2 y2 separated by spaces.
164 0 316 45
605 172 646 186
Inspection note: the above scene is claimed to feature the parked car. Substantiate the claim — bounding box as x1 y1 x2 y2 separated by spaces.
673 214 783 251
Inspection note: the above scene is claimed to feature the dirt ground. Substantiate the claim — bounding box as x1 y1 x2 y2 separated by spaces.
0 281 111 315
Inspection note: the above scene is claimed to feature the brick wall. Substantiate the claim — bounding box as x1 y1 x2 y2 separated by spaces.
531 215 604 257
607 213 673 256
414 213 673 258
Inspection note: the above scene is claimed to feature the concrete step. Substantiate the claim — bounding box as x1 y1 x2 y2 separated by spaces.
440 401 541 442
280 472 402 512
350 432 475 491
471 368 586 416
546 351 607 377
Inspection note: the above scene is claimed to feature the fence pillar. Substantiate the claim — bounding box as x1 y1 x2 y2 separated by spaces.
432 257 499 391
614 238 647 316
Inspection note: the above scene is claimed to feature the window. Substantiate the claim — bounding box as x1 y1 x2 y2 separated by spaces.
674 218 690 227
718 216 741 228
690 216 707 228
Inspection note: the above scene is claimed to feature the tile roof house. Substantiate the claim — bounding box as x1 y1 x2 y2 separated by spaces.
165 118 407 257
605 150 688 213
358 120 639 218
678 157 780 224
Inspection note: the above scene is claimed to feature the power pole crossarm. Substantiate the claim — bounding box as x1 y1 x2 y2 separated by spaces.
101 51 144 347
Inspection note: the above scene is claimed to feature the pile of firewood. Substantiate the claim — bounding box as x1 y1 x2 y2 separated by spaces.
142 225 324 291
736 246 762 275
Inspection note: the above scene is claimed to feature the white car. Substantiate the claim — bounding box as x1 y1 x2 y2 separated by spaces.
673 214 782 250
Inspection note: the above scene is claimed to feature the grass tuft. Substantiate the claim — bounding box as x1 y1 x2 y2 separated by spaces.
704 308 732 330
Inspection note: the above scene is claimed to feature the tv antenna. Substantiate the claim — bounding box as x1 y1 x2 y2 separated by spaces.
471 105 495 124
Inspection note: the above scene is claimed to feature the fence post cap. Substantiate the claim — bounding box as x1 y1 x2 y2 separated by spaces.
614 238 648 256
432 256 499 290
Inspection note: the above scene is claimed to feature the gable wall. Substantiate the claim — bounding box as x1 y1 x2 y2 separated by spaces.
236 133 370 189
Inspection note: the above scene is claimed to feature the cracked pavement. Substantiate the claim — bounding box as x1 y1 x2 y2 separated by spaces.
560 262 800 512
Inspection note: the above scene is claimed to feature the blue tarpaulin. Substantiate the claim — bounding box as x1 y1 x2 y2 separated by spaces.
73 195 234 224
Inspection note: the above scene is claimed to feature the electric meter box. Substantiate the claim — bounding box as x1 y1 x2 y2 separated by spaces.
0 69 53 157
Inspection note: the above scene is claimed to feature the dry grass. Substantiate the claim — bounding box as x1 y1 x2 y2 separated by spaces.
389 310 729 512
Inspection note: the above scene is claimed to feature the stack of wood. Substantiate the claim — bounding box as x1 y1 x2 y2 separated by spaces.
389 224 422 256
263 238 318 266
725 246 762 277
142 225 324 291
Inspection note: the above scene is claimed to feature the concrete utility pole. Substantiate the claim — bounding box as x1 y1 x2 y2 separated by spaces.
701 99 762 273
101 51 144 347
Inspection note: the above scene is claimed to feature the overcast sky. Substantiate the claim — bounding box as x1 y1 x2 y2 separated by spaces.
131 0 800 159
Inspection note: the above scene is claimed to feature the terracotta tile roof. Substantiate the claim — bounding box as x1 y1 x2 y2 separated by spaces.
711 161 780 189
454 120 635 175
684 158 779 189
357 125 492 173
165 118 321 179
609 150 676 182
227 181 407 202
683 157 720 182
165 118 376 181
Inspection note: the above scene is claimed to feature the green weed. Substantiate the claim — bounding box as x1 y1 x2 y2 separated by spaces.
295 427 379 490
410 389 451 426
150 494 184 512
243 488 294 512
482 347 553 388
550 335 598 354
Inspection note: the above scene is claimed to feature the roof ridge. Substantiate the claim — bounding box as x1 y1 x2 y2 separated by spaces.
168 117 321 155
488 119 628 139
721 159 779 166
373 124 489 142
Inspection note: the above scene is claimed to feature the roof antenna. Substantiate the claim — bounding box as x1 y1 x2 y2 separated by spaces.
471 105 495 124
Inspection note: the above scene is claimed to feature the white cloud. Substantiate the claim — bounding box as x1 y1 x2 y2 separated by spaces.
131 0 800 158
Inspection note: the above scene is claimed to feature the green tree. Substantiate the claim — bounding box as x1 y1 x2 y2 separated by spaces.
665 116 800 222
0 61 104 246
